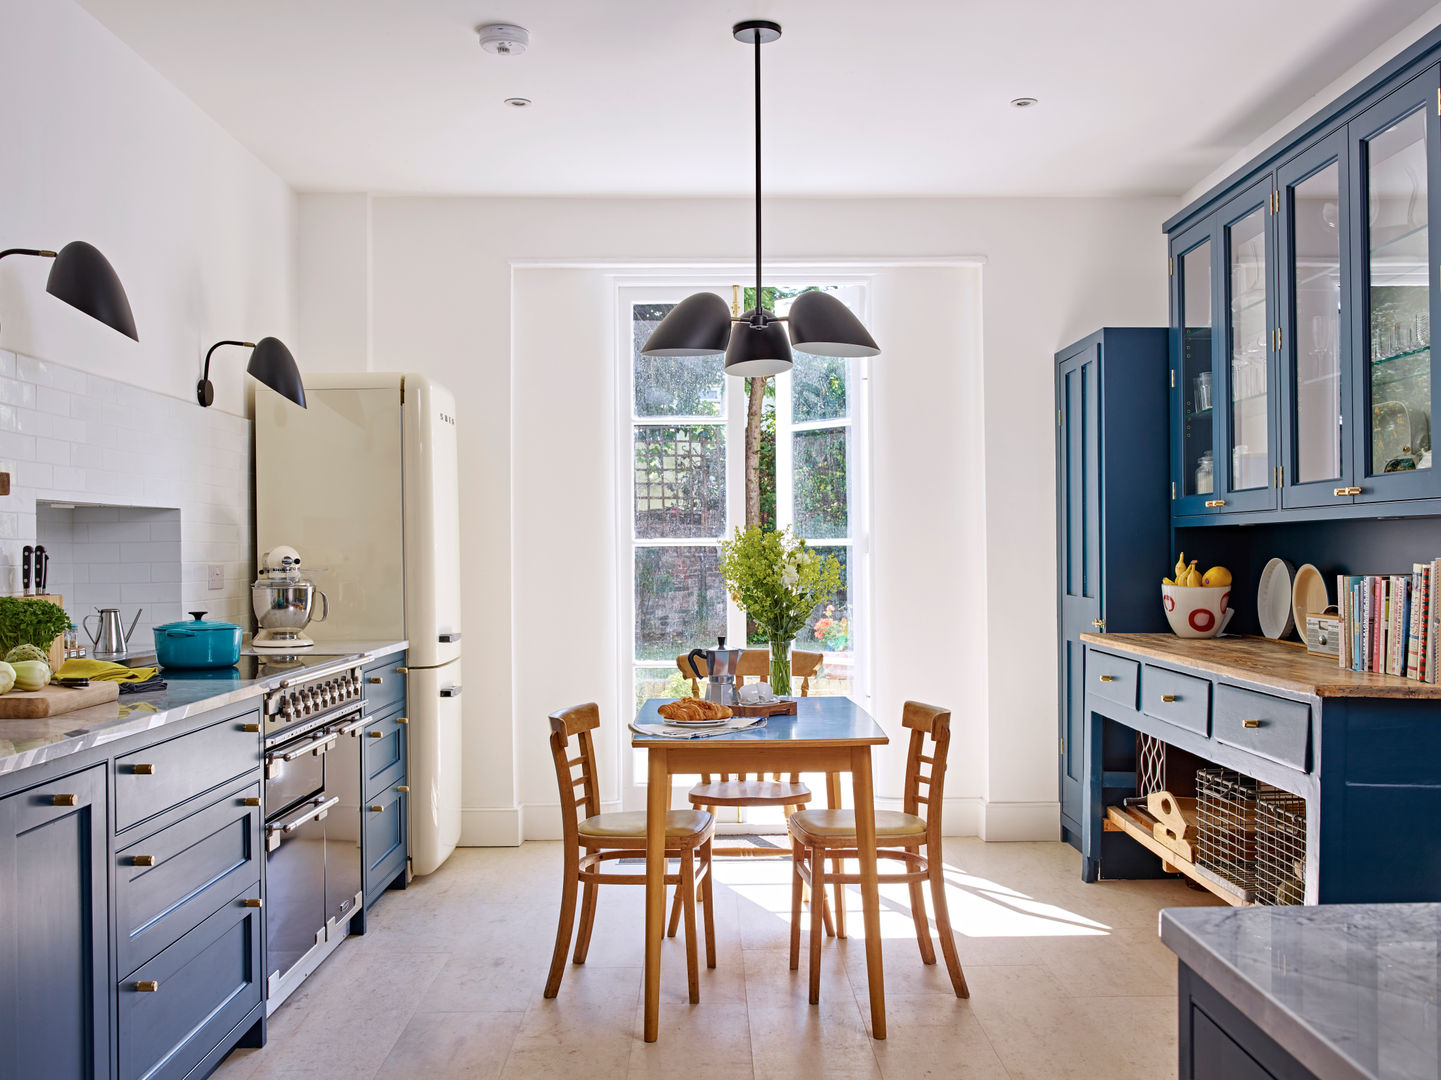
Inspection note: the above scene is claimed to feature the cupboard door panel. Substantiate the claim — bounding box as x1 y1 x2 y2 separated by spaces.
1172 220 1221 516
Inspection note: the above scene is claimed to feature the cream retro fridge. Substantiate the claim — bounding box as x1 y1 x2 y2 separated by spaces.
255 373 462 876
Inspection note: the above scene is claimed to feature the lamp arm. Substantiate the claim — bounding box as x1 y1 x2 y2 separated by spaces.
202 339 256 383
0 249 57 261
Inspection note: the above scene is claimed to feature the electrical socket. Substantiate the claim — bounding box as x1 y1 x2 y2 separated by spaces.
207 565 224 591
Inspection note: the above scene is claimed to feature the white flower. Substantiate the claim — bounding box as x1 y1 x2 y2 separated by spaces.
781 564 799 589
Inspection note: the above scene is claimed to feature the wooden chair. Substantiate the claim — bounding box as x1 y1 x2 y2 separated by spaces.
788 700 969 1003
544 702 716 1003
676 648 824 698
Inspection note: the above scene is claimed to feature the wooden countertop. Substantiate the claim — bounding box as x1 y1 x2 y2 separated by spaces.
1079 633 1441 700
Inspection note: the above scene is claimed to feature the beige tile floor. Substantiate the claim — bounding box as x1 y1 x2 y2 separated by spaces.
213 837 1222 1080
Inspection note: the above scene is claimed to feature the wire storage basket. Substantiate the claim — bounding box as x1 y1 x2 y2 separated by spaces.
1195 769 1259 901
1255 787 1307 906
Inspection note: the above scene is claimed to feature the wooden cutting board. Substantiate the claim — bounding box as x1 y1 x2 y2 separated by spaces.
0 681 120 719
731 698 798 717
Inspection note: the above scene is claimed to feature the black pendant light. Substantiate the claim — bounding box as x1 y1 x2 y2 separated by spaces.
198 337 306 409
0 241 139 341
640 21 879 372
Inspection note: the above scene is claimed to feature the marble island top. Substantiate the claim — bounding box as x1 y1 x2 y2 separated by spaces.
1162 903 1441 1080
0 639 407 778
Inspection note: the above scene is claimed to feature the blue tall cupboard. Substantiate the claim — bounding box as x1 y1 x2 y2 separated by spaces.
0 765 110 1080
1055 329 1171 847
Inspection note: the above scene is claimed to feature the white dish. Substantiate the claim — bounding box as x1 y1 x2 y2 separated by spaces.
1291 564 1329 633
1258 557 1297 639
669 717 729 727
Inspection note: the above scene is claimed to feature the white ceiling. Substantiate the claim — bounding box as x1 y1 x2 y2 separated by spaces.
76 0 1441 197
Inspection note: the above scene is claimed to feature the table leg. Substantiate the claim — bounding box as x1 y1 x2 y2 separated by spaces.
826 771 846 939
851 747 886 1039
644 748 669 1042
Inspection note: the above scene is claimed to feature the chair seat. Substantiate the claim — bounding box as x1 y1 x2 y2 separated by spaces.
789 808 927 840
687 779 812 807
577 809 712 840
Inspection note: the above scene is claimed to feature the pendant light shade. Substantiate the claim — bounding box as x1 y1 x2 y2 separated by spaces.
787 290 879 357
724 309 792 376
640 292 732 356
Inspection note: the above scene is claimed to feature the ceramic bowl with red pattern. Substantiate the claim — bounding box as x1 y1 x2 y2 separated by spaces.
1161 583 1233 639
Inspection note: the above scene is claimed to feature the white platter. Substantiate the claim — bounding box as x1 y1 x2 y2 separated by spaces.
1258 557 1297 639
1291 563 1329 632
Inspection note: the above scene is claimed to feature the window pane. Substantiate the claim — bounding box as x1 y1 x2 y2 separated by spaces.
1228 205 1268 491
634 666 693 713
793 427 849 539
1181 241 1214 497
635 546 726 661
633 303 725 417
791 353 849 422
1291 161 1343 483
634 425 725 539
795 547 851 697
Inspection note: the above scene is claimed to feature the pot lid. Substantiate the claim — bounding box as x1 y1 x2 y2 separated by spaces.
155 611 242 633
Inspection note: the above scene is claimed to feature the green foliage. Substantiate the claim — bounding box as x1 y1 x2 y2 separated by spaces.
0 598 68 656
717 526 842 644
4 643 49 664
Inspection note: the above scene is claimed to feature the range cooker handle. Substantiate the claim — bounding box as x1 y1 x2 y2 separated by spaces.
278 731 340 762
279 661 357 689
270 795 341 835
337 715 373 737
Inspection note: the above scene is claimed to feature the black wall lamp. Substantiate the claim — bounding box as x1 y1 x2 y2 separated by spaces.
640 21 879 375
198 337 306 409
0 241 139 340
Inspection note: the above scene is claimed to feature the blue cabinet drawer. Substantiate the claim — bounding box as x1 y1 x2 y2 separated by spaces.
365 782 407 906
1142 665 1212 736
1213 685 1311 773
115 777 263 977
363 654 407 715
115 707 262 832
117 887 262 1080
362 707 408 802
1091 652 1140 711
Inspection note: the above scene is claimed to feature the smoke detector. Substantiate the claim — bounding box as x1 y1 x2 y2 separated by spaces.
477 23 530 56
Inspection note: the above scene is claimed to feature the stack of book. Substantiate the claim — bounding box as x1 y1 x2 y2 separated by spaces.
1338 560 1441 680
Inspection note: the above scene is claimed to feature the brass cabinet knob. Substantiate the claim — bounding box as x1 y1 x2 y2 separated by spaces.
131 855 156 867
132 763 155 775
1204 499 1227 508
369 804 384 812
1243 718 1263 729
368 676 384 685
241 797 261 807
368 731 384 739
1333 486 1362 496
1091 618 1105 630
1161 694 1177 703
397 717 409 725
396 666 408 674
397 785 410 793
134 981 159 993
242 898 263 908
51 794 78 806
241 723 261 733
1098 674 1115 682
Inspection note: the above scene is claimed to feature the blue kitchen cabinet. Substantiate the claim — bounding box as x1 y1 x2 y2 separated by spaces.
0 764 110 1080
1054 329 1171 846
361 701 409 907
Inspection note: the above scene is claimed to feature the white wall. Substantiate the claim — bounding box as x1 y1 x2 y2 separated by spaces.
299 193 1174 844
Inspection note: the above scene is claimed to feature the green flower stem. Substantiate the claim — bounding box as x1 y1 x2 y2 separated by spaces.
769 638 791 697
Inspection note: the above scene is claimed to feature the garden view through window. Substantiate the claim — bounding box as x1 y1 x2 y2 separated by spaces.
626 285 866 720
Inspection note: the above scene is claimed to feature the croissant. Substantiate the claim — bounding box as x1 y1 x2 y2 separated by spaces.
659 698 732 722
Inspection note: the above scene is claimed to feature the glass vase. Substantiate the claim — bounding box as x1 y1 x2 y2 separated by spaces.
768 638 792 697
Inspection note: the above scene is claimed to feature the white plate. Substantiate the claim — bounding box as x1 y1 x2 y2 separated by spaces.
1258 557 1297 639
668 717 729 727
1291 563 1329 632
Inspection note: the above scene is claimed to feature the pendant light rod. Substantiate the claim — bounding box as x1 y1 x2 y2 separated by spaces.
753 29 762 321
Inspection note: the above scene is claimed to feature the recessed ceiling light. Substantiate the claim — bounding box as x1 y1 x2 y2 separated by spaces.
1010 97 1038 108
504 97 532 108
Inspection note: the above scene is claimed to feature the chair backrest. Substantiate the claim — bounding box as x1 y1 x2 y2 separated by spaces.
678 649 824 697
549 703 602 845
900 701 952 839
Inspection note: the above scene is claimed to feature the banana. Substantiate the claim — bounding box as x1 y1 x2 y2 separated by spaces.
1174 552 1188 580
1163 576 1175 586
1183 561 1203 588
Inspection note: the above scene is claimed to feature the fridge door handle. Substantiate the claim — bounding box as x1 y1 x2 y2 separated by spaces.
439 685 462 698
438 632 461 643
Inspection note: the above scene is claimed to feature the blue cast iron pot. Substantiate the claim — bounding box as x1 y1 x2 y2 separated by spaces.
153 611 243 669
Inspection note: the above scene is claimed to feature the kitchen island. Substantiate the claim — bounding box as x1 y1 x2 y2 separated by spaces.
1162 903 1441 1080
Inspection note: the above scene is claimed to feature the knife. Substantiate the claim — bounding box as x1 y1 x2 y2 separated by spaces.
21 545 32 596
34 545 47 595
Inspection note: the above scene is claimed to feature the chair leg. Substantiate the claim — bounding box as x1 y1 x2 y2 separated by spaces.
544 845 579 998
927 854 969 998
681 848 700 1004
573 878 599 964
907 877 936 965
667 882 683 938
701 839 716 970
825 771 846 939
808 844 827 1005
789 835 804 971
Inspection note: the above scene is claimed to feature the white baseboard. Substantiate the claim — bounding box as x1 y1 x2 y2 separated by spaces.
979 800 1061 841
515 799 624 842
459 806 523 847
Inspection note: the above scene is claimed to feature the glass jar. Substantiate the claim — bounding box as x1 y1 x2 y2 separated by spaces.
1195 451 1214 495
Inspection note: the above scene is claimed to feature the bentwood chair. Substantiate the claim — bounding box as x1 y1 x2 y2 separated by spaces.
545 703 716 1003
788 700 969 1002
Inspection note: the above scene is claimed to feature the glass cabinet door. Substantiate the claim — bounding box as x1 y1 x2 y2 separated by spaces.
1279 134 1351 508
1351 68 1441 501
1217 180 1280 512
1171 221 1219 515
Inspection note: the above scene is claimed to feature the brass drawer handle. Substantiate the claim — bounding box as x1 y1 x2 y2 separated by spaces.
131 855 156 867
369 804 384 812
1243 718 1263 729
242 897 263 908
368 730 384 739
1204 499 1227 508
241 723 261 733
1098 674 1115 682
134 981 159 992
369 676 384 685
396 666 408 674
1333 486 1362 497
132 763 155 775
397 717 409 725
241 797 261 807
1161 694 1177 703
397 785 409 793
51 794 77 807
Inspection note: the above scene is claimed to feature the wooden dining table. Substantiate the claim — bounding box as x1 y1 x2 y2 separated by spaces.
632 696 890 1041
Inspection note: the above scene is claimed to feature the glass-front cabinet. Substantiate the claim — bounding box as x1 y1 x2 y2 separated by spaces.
1172 221 1219 516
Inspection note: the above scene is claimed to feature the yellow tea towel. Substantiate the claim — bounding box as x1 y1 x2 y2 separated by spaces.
56 658 159 683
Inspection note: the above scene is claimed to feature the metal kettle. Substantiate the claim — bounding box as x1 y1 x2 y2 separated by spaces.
685 636 744 706
83 607 143 659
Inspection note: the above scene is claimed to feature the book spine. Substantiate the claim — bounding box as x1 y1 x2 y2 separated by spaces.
1423 563 1434 682
1374 576 1384 673
1363 578 1373 672
1338 573 1350 670
1430 559 1441 684
1409 564 1424 679
1395 575 1410 677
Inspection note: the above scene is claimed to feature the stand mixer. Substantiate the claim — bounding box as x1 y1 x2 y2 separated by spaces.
252 546 328 649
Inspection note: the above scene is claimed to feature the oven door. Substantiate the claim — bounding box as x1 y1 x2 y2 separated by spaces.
265 726 339 818
265 793 337 990
324 714 369 929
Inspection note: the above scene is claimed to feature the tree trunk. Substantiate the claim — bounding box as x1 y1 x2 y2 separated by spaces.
744 375 766 528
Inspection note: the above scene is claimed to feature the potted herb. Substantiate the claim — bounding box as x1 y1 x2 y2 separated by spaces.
0 596 69 658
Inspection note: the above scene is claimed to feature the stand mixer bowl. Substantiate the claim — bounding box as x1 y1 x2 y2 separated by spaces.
252 546 328 647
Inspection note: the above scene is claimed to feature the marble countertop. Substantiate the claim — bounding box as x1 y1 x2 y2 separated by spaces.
0 639 407 778
1162 903 1441 1080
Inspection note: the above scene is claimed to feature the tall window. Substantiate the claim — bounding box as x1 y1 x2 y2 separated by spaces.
621 284 870 728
